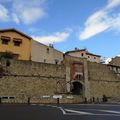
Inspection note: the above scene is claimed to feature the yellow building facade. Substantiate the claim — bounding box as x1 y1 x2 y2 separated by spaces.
0 28 32 60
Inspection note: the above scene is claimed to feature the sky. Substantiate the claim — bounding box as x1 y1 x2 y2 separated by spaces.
0 0 120 62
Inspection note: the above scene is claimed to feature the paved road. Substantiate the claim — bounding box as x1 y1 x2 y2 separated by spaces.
0 104 61 120
59 104 120 120
0 104 120 120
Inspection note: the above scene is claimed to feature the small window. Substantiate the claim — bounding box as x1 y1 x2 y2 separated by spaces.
47 48 49 53
81 53 84 56
75 74 81 80
13 38 22 46
88 56 90 58
2 40 9 45
1 36 10 45
44 59 46 63
14 41 21 46
55 59 59 64
94 57 96 59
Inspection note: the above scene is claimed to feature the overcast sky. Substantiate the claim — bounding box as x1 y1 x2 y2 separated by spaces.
0 0 120 61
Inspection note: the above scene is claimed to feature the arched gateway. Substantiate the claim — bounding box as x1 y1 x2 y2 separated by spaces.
71 81 83 95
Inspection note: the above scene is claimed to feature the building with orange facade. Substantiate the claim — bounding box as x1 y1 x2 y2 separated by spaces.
0 28 63 64
0 28 32 60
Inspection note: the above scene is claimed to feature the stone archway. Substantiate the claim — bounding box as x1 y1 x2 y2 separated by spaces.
71 81 83 95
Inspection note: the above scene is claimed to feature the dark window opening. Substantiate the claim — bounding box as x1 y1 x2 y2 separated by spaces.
55 59 59 64
81 53 84 56
13 38 22 46
74 74 82 80
2 40 9 45
1 36 10 45
47 48 49 53
71 82 83 95
14 41 21 46
44 59 46 63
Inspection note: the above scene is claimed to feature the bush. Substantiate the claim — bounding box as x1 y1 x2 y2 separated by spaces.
0 52 14 59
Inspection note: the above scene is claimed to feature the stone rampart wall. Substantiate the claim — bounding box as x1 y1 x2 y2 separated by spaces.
88 62 120 101
1 60 64 77
0 59 69 103
1 59 120 103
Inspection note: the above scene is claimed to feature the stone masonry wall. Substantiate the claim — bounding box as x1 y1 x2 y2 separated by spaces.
0 59 82 104
0 59 66 103
1 58 120 103
88 62 120 102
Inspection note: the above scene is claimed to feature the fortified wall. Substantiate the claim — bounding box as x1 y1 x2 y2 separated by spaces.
88 62 120 101
0 59 67 103
0 57 120 104
64 55 120 102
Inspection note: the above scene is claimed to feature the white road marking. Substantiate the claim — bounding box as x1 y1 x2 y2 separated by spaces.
46 105 58 108
71 108 120 113
65 109 93 115
99 110 120 114
75 104 120 107
61 108 120 116
64 109 120 116
45 105 67 115
65 113 120 116
59 107 66 115
31 104 120 117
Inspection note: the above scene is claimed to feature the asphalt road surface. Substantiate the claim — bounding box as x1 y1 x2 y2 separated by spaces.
0 103 120 120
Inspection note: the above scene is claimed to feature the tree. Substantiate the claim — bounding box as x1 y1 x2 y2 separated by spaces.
0 51 14 59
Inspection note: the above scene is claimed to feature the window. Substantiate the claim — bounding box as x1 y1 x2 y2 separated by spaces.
77 75 80 80
75 74 82 80
13 38 22 46
55 59 59 64
81 53 84 56
1 36 10 45
2 40 8 45
14 42 21 46
94 57 96 59
47 48 49 53
44 59 46 63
